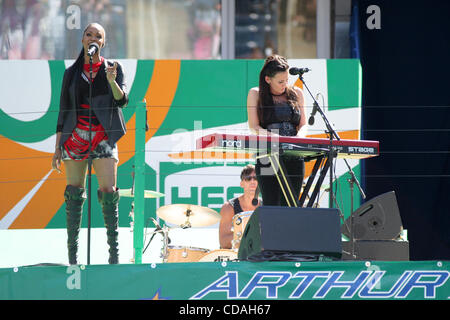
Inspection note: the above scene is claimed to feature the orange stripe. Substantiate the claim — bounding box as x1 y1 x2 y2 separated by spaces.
117 60 181 165
116 113 136 165
294 79 303 89
144 60 181 141
10 170 66 229
0 136 66 228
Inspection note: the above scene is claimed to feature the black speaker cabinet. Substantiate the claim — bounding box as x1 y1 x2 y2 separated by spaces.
342 240 410 261
238 206 342 261
341 191 403 240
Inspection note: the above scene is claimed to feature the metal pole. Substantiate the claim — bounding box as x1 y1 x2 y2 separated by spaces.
87 56 93 265
133 101 146 263
221 0 235 59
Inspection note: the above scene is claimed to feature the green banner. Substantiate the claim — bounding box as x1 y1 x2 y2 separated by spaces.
1 261 448 300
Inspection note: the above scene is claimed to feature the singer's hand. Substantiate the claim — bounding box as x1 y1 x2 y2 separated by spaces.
106 62 117 84
51 148 62 173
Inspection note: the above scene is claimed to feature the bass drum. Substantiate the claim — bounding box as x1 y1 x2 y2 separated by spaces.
165 246 210 263
198 249 238 262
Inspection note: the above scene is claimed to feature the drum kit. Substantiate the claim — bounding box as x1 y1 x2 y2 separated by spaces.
121 188 254 263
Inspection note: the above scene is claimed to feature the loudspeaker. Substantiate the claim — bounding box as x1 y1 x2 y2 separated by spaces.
342 191 403 240
342 240 409 261
238 206 342 261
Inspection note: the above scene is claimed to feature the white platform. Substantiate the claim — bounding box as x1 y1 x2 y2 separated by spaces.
0 227 220 268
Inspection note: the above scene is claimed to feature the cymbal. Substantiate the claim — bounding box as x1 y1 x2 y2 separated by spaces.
157 204 220 228
119 188 165 198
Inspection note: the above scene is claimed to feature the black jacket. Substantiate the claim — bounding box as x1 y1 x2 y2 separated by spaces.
56 59 128 148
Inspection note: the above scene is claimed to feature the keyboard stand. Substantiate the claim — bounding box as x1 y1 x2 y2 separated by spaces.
256 144 333 208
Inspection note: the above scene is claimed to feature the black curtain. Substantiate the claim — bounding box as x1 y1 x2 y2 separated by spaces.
354 0 450 260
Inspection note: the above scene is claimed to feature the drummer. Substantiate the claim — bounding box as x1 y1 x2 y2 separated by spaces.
219 164 261 249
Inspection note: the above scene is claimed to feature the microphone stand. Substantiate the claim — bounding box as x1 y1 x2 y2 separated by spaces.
252 186 260 206
87 54 94 265
296 72 366 258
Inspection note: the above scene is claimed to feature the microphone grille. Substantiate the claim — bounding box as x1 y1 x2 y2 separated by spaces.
289 67 298 75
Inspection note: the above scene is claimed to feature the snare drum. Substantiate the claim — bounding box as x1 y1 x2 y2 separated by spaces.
165 246 209 263
198 249 238 262
231 211 253 250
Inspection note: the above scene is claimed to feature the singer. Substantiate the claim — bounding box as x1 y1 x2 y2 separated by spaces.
219 165 261 249
51 23 128 265
247 55 307 206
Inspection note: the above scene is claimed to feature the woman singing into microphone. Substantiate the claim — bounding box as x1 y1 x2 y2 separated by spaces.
51 23 128 265
247 54 307 207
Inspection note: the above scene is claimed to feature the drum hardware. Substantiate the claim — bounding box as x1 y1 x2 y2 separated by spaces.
199 249 238 262
129 200 135 232
160 225 171 261
231 211 254 250
231 238 240 248
181 208 192 229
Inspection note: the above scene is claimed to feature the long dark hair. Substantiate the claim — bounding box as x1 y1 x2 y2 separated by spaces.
62 23 103 94
257 55 299 123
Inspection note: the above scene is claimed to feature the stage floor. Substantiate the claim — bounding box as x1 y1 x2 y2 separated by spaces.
0 227 220 267
1 228 449 300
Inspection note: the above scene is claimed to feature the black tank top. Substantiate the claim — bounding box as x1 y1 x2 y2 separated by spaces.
228 197 262 214
228 197 244 215
260 101 301 136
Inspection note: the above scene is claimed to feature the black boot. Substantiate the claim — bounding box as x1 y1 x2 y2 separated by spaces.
98 189 120 264
64 185 86 265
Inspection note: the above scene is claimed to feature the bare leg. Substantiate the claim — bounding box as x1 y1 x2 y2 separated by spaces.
63 159 88 188
93 158 117 192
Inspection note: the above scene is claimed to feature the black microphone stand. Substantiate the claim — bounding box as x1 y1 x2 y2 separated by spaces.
296 72 366 258
252 186 260 206
87 54 94 265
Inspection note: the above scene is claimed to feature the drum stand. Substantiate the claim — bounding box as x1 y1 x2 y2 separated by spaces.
160 226 170 262
132 215 170 263
128 169 168 263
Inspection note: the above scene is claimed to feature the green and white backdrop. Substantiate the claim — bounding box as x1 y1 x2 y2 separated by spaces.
0 58 362 266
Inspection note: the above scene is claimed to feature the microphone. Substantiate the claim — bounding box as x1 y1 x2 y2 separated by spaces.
308 94 320 126
289 67 311 76
86 43 99 57
252 186 259 206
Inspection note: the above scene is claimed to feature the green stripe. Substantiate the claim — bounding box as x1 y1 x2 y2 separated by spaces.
123 60 154 122
0 60 65 142
158 60 249 134
326 59 362 110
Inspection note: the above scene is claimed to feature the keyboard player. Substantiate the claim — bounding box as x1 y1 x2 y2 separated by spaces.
247 55 307 207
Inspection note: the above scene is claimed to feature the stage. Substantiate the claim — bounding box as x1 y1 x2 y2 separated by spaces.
0 228 448 300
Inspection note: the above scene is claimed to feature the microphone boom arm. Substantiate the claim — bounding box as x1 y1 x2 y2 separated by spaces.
296 73 366 201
